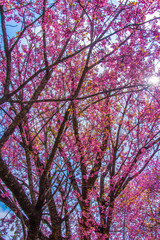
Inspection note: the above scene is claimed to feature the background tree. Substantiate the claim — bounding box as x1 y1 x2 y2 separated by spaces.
0 0 160 239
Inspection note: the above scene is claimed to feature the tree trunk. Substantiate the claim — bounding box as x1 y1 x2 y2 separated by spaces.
81 204 91 240
105 201 115 240
27 211 42 240
27 226 39 240
49 224 62 240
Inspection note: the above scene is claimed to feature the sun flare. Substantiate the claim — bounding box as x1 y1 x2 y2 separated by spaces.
148 76 159 84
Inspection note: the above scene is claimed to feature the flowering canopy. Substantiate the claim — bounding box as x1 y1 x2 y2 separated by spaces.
0 0 160 239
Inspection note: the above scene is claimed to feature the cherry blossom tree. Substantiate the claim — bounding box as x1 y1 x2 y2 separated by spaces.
0 0 160 239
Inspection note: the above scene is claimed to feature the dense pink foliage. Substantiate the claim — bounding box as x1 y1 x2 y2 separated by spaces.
0 0 160 239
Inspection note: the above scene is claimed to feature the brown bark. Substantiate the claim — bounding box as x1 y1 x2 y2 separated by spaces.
27 211 42 240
